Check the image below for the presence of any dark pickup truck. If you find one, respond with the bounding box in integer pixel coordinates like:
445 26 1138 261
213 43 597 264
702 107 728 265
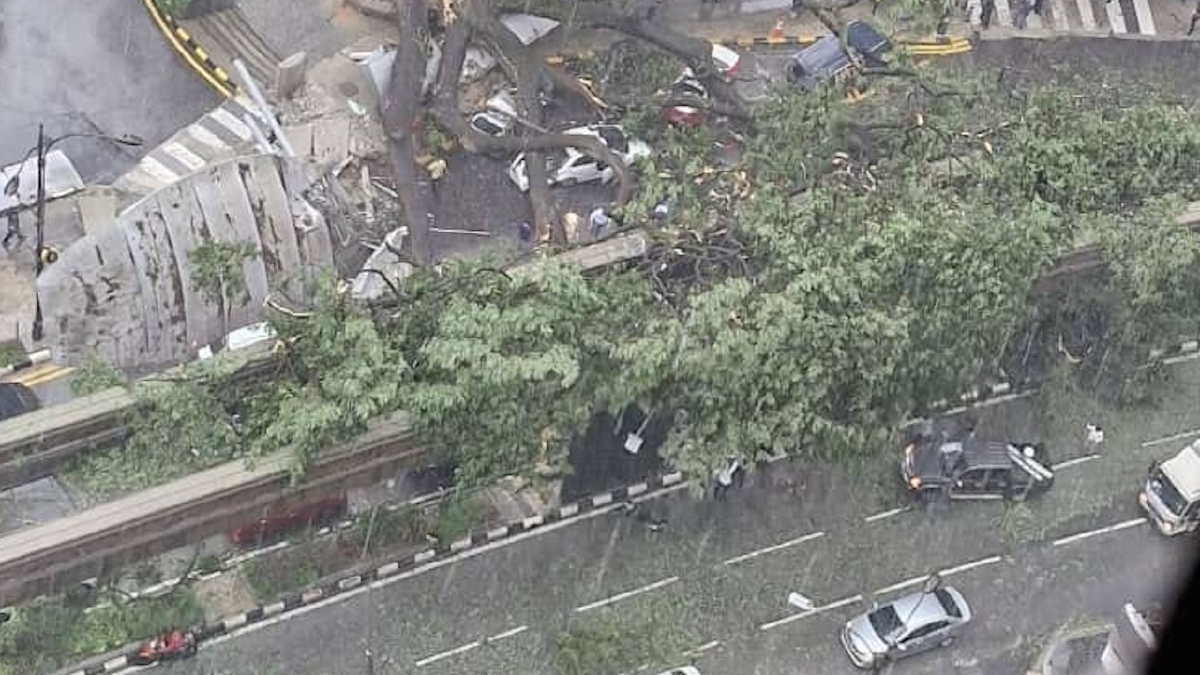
901 432 1055 503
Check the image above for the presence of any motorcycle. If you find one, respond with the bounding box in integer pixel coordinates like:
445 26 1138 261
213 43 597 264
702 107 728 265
130 627 198 666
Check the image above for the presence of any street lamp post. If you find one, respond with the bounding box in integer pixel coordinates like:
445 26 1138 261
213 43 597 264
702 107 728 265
4 125 142 341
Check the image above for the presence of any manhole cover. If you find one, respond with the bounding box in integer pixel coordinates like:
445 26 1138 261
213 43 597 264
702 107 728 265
339 81 360 97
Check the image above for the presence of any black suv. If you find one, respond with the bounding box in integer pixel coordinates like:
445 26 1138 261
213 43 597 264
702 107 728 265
901 429 1055 502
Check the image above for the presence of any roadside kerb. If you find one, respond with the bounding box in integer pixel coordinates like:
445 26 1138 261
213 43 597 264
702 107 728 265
57 472 687 675
0 348 52 378
138 0 237 98
547 35 971 63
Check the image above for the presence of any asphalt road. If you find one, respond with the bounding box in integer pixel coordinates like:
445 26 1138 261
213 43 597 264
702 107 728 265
0 0 218 184
168 393 1200 675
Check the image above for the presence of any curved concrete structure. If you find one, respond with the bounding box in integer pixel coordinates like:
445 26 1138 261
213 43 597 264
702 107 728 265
36 154 333 370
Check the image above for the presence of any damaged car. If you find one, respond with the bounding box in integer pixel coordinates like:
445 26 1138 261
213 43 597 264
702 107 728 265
507 124 650 192
900 426 1054 502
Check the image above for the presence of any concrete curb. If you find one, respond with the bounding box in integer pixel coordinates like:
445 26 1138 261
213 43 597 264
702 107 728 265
49 337 1200 674
0 348 51 378
57 472 687 675
139 0 237 98
546 35 973 64
1036 624 1111 675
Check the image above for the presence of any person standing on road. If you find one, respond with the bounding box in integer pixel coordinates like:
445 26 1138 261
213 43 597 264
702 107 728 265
589 206 611 240
1086 423 1105 454
714 457 745 501
982 0 996 28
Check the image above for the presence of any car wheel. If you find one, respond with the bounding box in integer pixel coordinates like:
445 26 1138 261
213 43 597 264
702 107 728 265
559 177 577 188
939 636 955 648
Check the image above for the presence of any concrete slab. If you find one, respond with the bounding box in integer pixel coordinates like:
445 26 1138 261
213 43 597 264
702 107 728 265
312 116 353 166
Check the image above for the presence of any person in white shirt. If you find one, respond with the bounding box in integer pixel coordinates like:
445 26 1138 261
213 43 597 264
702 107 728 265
714 457 745 501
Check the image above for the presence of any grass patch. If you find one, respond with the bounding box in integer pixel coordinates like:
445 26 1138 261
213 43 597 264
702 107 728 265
0 341 24 368
999 502 1045 549
555 597 700 675
243 553 322 601
0 590 203 675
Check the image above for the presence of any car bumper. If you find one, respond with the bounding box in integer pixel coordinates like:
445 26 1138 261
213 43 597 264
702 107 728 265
840 628 877 669
1140 491 1186 536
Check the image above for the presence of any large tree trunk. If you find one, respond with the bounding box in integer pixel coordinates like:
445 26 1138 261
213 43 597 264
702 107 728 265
380 0 435 265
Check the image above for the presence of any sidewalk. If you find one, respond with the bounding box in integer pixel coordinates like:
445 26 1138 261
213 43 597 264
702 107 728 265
1037 624 1111 675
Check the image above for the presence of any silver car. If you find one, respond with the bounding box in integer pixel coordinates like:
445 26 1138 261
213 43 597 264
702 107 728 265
840 586 972 669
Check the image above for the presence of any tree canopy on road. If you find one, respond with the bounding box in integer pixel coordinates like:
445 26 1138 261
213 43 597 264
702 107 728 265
89 3 1200 494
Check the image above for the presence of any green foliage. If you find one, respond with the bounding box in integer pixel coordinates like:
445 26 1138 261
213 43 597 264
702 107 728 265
249 279 407 479
400 263 657 484
555 606 693 675
66 369 242 499
431 494 490 543
0 591 202 675
0 341 24 368
154 0 193 18
70 358 125 397
244 555 321 602
190 240 258 311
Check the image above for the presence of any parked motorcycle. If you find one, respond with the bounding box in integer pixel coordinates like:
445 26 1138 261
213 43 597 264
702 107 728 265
130 627 198 665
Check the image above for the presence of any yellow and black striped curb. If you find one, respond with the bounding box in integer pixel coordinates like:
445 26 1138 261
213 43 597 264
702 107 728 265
139 0 238 98
713 34 973 55
544 35 971 65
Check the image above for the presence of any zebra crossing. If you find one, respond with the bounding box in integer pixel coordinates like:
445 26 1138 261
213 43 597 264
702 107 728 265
987 0 1159 34
112 95 260 198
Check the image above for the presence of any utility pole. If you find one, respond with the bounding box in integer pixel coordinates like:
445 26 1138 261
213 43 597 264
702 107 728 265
3 126 142 343
33 124 46 341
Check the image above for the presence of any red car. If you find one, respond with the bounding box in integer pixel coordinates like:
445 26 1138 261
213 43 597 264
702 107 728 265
662 71 710 127
229 495 347 546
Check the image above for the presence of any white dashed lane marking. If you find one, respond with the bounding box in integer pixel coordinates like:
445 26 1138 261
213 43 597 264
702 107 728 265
721 531 826 566
759 594 864 631
1052 454 1100 470
873 554 1004 597
1053 518 1147 547
863 506 910 523
574 576 680 613
1143 428 1200 448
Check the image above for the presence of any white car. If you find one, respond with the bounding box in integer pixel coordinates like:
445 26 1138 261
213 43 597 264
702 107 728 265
711 42 742 80
469 90 519 137
655 669 701 675
507 124 651 192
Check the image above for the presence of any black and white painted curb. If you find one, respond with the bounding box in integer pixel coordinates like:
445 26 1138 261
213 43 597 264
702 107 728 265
62 472 686 675
55 337 1200 675
0 348 51 378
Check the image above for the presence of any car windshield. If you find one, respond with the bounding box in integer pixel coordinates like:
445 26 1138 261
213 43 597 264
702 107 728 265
934 589 962 618
1149 468 1188 515
867 605 904 643
472 116 504 136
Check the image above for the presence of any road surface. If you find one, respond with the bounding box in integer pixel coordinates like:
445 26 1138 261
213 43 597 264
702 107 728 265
0 0 218 184
169 403 1200 675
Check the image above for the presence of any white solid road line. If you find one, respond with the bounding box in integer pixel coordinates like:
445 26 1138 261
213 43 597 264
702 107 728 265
196 483 692 651
759 594 864 631
1143 428 1200 448
574 576 680 613
1053 517 1147 547
721 531 826 566
1052 454 1100 470
863 506 910 523
415 640 481 667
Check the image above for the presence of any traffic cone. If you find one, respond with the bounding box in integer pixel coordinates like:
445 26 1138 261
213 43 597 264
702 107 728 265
769 18 785 42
